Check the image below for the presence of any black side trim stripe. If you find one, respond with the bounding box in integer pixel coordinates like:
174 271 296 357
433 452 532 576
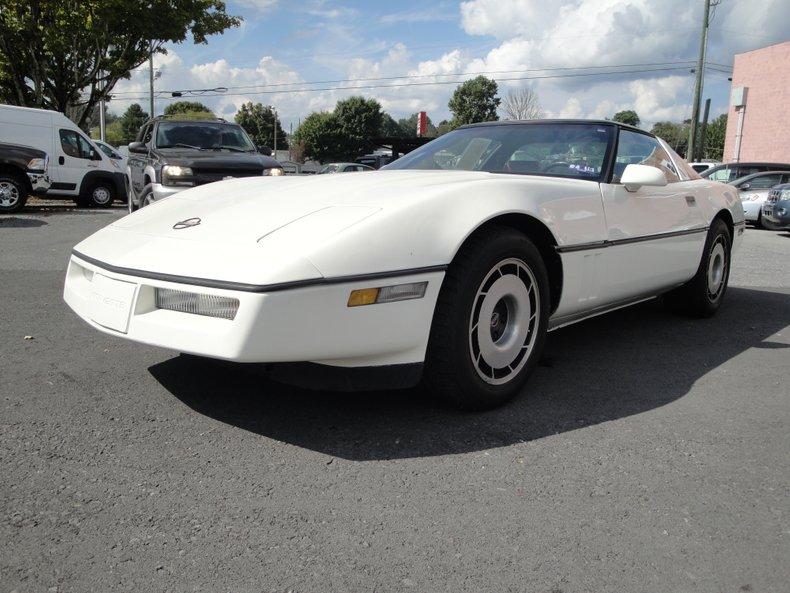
556 226 709 253
71 250 447 293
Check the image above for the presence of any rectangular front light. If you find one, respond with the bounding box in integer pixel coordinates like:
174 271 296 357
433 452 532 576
348 281 427 307
155 288 239 320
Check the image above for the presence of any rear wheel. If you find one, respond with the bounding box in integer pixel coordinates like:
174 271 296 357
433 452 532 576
423 226 550 410
86 181 114 208
663 218 731 317
0 174 27 213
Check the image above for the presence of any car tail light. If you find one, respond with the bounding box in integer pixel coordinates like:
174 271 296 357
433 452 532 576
155 288 239 320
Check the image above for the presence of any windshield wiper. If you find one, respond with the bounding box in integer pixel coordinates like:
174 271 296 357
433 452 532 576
210 145 248 153
159 143 203 150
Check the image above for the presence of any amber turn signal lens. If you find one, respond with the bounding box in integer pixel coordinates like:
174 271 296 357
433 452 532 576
347 288 379 307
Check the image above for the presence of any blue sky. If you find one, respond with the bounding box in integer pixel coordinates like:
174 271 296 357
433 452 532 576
109 0 790 132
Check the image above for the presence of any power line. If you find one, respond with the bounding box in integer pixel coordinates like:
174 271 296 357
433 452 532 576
112 65 697 102
110 60 701 98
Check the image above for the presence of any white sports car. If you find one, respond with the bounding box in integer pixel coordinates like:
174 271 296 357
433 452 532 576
64 120 745 410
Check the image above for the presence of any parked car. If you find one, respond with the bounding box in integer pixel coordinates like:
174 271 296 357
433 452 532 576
730 170 790 227
319 162 375 174
762 183 790 230
93 139 128 170
701 161 790 183
0 104 126 207
689 160 720 174
64 119 744 410
355 153 398 169
0 142 50 213
126 116 283 211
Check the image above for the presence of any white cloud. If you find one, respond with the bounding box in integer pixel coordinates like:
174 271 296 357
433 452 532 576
233 0 278 15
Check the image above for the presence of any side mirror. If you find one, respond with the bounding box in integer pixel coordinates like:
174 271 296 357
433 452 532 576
257 145 272 156
128 142 148 154
90 149 102 161
738 182 751 191
620 164 668 192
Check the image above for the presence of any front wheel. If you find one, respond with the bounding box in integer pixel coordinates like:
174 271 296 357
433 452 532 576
663 218 732 317
423 226 550 410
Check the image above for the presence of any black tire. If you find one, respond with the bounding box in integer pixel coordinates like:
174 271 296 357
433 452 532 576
754 211 763 229
85 181 115 208
423 226 550 411
0 173 28 213
663 218 731 318
137 183 155 209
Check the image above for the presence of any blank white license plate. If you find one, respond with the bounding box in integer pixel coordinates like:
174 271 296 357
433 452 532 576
89 274 137 333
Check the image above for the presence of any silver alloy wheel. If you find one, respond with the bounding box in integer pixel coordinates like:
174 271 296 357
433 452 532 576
0 181 20 208
92 185 112 205
707 236 727 298
469 257 540 385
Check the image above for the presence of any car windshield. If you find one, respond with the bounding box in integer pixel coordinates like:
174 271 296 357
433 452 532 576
384 123 614 181
155 122 255 151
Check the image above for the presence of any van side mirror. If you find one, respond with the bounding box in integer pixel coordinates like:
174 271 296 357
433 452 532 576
620 164 668 192
128 142 148 154
257 145 272 156
738 182 751 191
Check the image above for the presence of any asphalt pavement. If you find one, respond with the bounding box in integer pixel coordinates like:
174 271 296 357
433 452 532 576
1 202 788 593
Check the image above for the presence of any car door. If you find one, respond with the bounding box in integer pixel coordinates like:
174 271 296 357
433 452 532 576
599 129 708 302
128 123 152 194
49 128 101 196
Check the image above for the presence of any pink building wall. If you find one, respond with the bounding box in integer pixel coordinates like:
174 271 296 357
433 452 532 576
723 41 790 163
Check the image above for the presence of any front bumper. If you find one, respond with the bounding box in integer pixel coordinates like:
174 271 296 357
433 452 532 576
63 254 443 368
762 200 790 229
150 182 182 202
27 172 50 193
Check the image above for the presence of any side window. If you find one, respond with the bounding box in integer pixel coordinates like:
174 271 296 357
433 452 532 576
748 174 781 189
59 129 96 160
142 124 154 145
709 168 731 182
613 130 680 183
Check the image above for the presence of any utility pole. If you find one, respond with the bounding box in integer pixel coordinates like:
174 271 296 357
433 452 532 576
271 105 278 155
148 41 155 117
688 0 713 160
99 73 106 142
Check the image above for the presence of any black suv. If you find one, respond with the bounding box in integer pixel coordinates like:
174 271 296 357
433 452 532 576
0 142 50 213
126 117 283 210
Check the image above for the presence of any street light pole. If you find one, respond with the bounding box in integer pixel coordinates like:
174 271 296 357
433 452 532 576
688 0 712 160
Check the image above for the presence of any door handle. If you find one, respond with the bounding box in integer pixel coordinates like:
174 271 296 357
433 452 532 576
58 156 65 165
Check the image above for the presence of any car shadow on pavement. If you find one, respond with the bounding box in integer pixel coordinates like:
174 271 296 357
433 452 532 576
150 287 790 461
0 217 48 228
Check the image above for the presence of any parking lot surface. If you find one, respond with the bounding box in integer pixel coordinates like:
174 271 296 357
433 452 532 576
2 206 789 592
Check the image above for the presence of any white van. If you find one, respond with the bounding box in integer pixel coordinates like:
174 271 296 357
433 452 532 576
0 104 126 207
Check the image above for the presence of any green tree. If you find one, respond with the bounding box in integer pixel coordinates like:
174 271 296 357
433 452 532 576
651 120 690 158
611 110 641 127
234 102 288 149
448 76 500 128
397 112 437 137
381 113 403 137
163 101 214 119
291 112 346 162
118 103 149 144
436 120 453 136
0 0 240 127
333 96 383 157
702 113 726 161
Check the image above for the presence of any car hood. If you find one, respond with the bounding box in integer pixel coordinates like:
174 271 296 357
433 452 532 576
72 170 534 286
152 149 280 170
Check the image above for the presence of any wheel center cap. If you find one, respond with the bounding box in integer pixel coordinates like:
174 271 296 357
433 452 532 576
490 311 500 327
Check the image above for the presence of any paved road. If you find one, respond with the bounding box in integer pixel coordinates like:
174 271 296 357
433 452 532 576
1 208 788 593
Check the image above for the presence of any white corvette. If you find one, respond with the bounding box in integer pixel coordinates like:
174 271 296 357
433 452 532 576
64 120 745 409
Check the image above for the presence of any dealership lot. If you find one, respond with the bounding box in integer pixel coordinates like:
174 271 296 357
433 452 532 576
1 206 788 592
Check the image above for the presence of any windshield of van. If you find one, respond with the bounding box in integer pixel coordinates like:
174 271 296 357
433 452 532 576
384 123 614 181
155 122 256 152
